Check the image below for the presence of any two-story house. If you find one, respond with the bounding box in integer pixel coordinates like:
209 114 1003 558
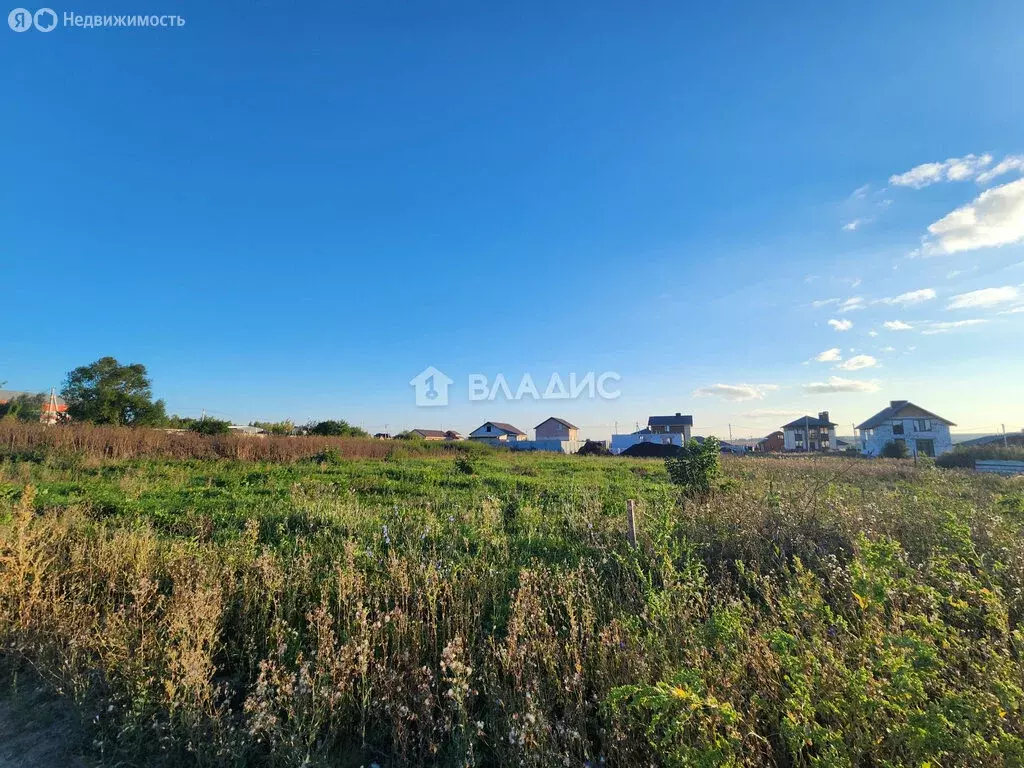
781 412 838 452
534 417 579 442
857 400 954 457
610 412 694 454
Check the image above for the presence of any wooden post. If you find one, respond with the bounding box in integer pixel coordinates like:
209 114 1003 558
626 499 638 547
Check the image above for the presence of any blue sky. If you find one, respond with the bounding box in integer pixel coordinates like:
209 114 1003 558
3 1 1023 439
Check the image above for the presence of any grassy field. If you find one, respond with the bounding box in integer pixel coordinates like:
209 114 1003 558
2 426 1024 766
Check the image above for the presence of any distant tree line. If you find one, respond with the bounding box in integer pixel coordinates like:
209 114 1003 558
3 358 368 437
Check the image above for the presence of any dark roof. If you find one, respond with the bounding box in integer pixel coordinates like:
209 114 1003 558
482 421 526 436
648 413 693 427
857 400 955 430
535 416 578 430
412 429 448 438
781 415 837 429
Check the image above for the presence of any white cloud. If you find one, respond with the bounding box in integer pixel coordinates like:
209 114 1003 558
803 376 881 394
889 153 993 188
868 330 879 337
976 155 1024 184
815 347 842 362
880 346 896 352
923 178 1024 254
875 288 936 306
828 318 853 331
692 383 775 402
835 354 879 371
838 297 866 312
851 184 870 199
843 218 871 232
921 319 989 335
946 285 1019 309
883 320 914 331
811 297 840 308
1000 306 1024 314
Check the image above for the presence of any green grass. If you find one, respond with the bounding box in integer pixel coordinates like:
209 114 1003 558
1 447 1023 766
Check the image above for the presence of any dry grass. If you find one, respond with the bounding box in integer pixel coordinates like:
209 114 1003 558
1 449 1023 766
0 423 479 462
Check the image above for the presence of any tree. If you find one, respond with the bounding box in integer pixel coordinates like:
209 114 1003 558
307 420 368 438
61 357 167 426
0 392 46 422
189 417 232 436
251 420 294 436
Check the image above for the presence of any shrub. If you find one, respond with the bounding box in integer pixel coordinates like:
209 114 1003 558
188 417 232 436
880 440 909 459
937 444 1024 469
307 419 368 438
665 437 721 496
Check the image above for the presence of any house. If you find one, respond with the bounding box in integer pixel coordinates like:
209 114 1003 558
411 429 448 441
374 432 391 439
468 421 527 444
535 417 579 442
756 431 785 452
228 425 267 437
610 413 694 454
857 400 955 457
443 430 464 441
0 389 69 423
781 412 838 452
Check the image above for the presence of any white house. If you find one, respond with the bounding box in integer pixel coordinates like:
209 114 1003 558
468 421 527 445
781 412 838 452
535 417 579 441
857 400 955 457
611 413 693 454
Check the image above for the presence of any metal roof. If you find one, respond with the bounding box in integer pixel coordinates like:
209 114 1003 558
856 400 955 430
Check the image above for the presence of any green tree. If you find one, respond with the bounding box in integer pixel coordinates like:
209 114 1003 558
0 392 46 422
307 419 368 438
61 357 167 426
251 420 294 435
190 417 232 436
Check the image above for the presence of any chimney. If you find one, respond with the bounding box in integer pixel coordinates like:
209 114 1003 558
818 411 829 423
675 412 681 416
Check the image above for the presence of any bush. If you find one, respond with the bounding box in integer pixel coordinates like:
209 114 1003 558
188 417 232 436
936 444 1024 469
307 420 368 438
880 440 909 459
665 437 721 496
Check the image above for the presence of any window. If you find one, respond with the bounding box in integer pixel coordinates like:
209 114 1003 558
486 425 491 432
914 419 931 432
916 439 935 457
892 422 904 435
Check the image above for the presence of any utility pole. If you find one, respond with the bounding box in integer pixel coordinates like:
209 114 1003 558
728 423 733 441
1003 424 1008 448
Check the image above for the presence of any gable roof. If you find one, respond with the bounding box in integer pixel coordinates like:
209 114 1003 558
648 413 693 427
857 400 956 430
412 429 448 438
535 416 578 430
476 421 526 436
781 415 836 429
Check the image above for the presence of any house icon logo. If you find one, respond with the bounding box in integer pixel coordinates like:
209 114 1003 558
409 366 453 407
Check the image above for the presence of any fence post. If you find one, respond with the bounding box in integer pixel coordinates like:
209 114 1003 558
626 499 638 547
